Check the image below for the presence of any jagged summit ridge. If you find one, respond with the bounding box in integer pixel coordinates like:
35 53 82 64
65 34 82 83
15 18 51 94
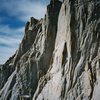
0 0 100 100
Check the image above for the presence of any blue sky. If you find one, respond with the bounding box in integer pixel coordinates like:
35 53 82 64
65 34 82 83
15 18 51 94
0 0 49 64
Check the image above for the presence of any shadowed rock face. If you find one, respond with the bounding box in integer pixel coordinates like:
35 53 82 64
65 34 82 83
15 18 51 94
0 54 15 89
0 0 100 100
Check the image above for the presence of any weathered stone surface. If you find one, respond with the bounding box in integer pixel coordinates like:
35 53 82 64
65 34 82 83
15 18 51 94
0 54 15 89
0 70 16 100
0 0 100 100
33 0 100 100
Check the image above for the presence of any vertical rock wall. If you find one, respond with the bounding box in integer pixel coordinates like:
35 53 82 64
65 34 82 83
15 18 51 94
33 0 100 100
0 0 100 100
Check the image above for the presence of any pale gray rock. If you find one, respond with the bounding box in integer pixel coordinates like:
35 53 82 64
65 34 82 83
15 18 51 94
0 0 100 100
0 54 15 89
0 70 16 100
33 0 100 100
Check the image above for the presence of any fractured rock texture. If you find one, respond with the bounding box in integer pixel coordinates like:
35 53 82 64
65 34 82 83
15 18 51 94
0 0 100 100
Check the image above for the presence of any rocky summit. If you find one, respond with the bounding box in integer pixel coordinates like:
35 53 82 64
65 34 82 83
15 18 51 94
0 0 100 100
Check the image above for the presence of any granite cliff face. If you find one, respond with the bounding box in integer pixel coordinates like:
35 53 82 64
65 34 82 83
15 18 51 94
0 0 100 100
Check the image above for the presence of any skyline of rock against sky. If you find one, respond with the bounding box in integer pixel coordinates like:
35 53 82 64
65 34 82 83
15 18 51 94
0 0 49 64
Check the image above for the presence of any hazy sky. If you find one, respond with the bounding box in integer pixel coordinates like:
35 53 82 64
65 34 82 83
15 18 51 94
0 0 49 64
